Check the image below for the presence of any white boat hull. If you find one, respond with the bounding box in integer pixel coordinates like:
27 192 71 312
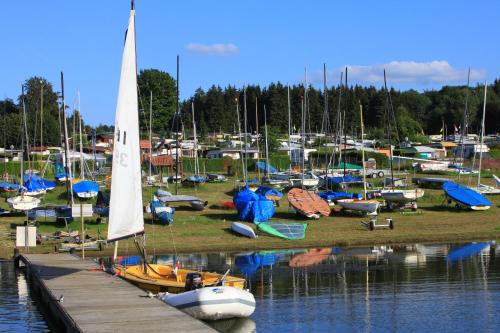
337 199 380 215
231 222 257 238
159 286 256 320
470 184 500 195
76 191 99 199
24 189 46 196
380 189 424 203
7 196 41 211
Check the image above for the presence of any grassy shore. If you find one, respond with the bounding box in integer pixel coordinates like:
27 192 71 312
1 172 499 259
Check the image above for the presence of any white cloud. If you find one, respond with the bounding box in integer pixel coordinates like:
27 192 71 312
186 43 239 56
313 61 485 85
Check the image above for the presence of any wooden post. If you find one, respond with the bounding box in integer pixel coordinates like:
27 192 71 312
80 202 85 259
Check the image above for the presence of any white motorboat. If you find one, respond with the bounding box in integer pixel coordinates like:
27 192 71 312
158 285 256 320
231 222 257 238
380 188 424 203
7 196 41 211
336 199 380 215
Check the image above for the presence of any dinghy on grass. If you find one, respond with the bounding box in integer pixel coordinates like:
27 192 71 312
157 193 207 211
287 188 330 219
336 199 380 215
72 180 99 199
443 181 491 211
231 222 257 238
7 195 41 211
150 198 175 225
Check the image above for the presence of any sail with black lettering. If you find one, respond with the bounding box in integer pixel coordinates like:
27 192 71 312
107 6 144 241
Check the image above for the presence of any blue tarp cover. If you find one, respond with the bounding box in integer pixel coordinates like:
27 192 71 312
185 175 207 183
0 182 20 191
255 186 284 199
447 242 491 262
317 191 362 202
150 199 175 225
443 181 491 208
256 161 278 173
73 180 99 194
233 187 275 223
235 252 277 278
325 175 362 185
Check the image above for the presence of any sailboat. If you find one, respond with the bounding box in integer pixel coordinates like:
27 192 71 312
379 70 424 208
8 88 41 210
337 102 380 215
108 3 248 306
182 102 207 186
72 105 99 199
468 82 500 195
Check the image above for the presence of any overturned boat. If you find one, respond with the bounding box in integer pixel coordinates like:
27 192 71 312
287 188 330 219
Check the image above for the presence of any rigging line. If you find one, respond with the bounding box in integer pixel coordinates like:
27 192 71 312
168 224 178 258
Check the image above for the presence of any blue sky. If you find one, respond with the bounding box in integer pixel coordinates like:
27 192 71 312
1 0 498 125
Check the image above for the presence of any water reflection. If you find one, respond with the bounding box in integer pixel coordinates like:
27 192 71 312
0 261 50 333
143 242 500 332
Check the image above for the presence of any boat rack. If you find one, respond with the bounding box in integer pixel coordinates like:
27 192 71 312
361 216 394 231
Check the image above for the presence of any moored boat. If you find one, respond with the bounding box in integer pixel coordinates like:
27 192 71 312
114 264 245 294
158 284 255 320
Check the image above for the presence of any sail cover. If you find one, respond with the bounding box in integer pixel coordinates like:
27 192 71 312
257 222 307 240
107 8 144 241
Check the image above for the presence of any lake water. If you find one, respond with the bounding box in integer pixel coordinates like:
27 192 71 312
0 260 50 333
2 242 499 333
151 242 500 332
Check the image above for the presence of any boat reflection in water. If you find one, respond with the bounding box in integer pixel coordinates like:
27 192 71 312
119 241 499 332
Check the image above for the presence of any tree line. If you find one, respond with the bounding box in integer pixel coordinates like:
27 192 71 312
1 70 499 150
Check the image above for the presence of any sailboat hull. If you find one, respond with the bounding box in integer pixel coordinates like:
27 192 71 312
115 264 245 294
7 196 41 211
337 199 380 215
380 189 424 203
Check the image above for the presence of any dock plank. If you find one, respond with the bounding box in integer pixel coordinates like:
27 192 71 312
20 253 215 333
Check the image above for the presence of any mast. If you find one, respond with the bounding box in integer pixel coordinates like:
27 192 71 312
21 87 31 172
264 104 270 180
383 69 395 188
235 97 244 181
255 97 260 180
287 85 292 176
175 54 180 195
343 67 348 177
458 68 471 182
359 101 367 199
78 92 84 180
61 72 73 205
301 68 307 188
191 102 199 175
40 81 44 152
323 63 328 176
477 81 487 187
243 88 248 180
149 91 153 179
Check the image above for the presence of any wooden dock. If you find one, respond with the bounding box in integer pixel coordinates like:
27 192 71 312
16 253 215 333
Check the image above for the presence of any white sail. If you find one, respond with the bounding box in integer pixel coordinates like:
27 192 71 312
107 8 144 241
